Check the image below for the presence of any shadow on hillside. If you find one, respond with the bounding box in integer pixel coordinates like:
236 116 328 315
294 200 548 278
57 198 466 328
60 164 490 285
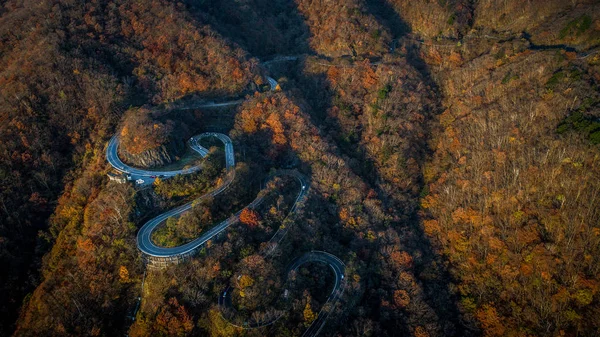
290 62 465 336
363 0 438 87
365 3 470 334
282 2 469 336
363 0 410 38
178 0 469 334
182 0 311 58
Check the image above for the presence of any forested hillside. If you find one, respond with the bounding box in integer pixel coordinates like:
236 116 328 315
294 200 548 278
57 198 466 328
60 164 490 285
422 46 600 335
412 1 600 334
1 0 599 336
0 0 256 334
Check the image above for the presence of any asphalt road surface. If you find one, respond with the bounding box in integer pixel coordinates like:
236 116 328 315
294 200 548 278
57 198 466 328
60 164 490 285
125 132 236 257
106 74 345 336
219 250 346 337
267 76 278 91
289 251 346 337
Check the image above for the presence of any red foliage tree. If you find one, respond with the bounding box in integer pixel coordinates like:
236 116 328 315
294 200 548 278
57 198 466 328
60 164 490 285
240 208 260 228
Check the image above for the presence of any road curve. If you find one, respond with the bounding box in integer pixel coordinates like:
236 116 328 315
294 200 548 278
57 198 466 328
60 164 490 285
219 250 346 337
107 75 346 335
136 168 308 258
266 76 278 91
108 132 236 257
107 135 200 179
290 251 346 337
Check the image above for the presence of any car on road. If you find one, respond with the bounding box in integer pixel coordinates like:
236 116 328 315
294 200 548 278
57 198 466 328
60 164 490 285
150 175 156 178
136 179 144 185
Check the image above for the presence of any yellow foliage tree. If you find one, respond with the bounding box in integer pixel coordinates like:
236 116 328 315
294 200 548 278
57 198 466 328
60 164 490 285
119 265 130 283
303 302 317 326
239 274 255 288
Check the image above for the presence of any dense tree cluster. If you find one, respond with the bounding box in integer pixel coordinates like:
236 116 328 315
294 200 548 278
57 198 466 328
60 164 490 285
114 0 256 102
3 0 600 336
119 108 176 156
473 0 595 38
1 0 257 334
388 2 600 335
299 57 436 220
0 2 124 332
421 38 600 336
295 0 392 57
152 198 214 248
153 147 224 199
185 0 311 58
130 297 194 337
16 177 141 336
385 0 466 38
231 91 459 336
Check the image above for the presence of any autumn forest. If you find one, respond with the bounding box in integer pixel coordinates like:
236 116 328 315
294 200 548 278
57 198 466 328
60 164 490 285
1 0 599 336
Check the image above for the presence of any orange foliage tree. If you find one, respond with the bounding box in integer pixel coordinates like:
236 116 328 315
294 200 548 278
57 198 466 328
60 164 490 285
240 208 260 228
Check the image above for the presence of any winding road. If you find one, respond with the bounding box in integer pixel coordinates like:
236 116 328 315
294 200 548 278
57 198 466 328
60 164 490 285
107 135 201 180
288 251 346 337
106 75 346 335
219 251 346 337
135 133 237 258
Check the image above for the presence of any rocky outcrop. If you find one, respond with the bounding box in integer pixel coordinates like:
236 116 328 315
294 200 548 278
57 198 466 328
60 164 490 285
117 106 193 168
119 137 185 168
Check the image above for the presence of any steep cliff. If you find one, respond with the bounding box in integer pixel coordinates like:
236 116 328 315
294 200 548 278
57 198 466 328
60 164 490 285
118 108 188 168
119 137 185 168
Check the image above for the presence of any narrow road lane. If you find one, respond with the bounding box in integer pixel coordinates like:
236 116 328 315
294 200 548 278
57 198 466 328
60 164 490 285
106 74 346 336
108 132 236 258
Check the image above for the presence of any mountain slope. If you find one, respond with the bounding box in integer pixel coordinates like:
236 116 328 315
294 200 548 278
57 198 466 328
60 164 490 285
1 0 256 334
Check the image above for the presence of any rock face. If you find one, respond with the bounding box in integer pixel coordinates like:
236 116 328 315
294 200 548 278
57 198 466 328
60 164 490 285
119 137 185 168
117 107 193 169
